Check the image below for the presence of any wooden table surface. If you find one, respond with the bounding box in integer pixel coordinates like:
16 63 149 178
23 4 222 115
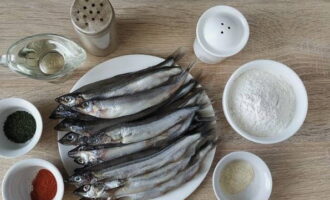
0 0 330 199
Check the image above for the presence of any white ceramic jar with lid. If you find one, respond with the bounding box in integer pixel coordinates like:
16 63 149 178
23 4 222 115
194 5 249 64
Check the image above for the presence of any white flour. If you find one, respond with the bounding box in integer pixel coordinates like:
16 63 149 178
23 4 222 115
229 69 296 137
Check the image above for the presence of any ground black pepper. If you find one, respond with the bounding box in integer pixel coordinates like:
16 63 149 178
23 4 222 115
4 111 36 143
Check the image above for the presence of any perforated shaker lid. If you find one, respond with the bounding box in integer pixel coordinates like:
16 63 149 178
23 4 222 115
196 5 249 57
70 0 114 35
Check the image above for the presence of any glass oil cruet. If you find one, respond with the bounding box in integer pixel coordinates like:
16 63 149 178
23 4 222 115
0 34 86 81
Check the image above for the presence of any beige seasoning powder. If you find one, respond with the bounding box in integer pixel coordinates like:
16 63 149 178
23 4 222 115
220 160 254 194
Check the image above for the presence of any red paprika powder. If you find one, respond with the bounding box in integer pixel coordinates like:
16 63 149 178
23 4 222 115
31 169 57 200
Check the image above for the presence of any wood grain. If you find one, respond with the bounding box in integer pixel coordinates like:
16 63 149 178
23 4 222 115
0 0 330 200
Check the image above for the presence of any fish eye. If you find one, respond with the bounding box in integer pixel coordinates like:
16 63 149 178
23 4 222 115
74 176 82 182
65 96 72 102
83 185 91 191
82 102 89 108
67 134 75 140
76 158 85 164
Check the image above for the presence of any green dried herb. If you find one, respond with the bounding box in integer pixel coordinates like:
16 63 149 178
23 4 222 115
4 111 36 143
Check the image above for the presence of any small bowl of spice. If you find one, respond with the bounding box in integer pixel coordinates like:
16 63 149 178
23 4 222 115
2 158 64 200
0 98 42 157
213 151 272 200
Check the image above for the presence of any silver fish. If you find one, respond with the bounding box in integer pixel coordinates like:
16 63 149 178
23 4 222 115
49 104 98 121
72 68 190 119
88 106 198 144
74 183 110 199
74 147 162 175
59 132 87 145
114 155 192 196
86 117 196 147
57 67 182 107
68 113 195 165
74 142 213 199
57 96 199 146
57 48 185 106
69 130 172 165
55 118 124 136
68 134 201 186
114 143 214 200
74 156 192 199
76 48 185 94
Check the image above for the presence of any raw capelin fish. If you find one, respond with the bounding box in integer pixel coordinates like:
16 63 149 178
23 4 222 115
115 143 214 200
56 48 185 107
55 118 124 136
49 104 97 121
74 147 164 175
57 90 201 146
113 139 216 197
88 106 199 145
73 137 199 195
70 117 215 168
56 78 200 140
86 111 196 146
67 133 201 187
59 106 212 148
57 106 193 146
71 65 191 119
74 142 214 200
56 67 182 107
68 114 197 166
74 152 193 199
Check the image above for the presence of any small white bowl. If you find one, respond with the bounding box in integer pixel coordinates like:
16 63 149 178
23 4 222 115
222 60 308 144
213 151 272 200
2 158 64 200
0 98 43 157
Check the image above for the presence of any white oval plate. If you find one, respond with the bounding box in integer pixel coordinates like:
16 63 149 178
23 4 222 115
58 54 216 200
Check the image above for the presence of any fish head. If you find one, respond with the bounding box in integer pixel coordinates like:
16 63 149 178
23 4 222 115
55 119 85 133
68 172 95 187
74 153 99 166
69 123 85 134
74 101 98 115
59 132 82 145
68 145 86 157
54 119 74 131
56 93 83 107
49 104 67 119
69 145 98 165
74 183 108 198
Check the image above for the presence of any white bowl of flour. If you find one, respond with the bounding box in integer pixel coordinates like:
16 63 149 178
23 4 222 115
223 60 308 144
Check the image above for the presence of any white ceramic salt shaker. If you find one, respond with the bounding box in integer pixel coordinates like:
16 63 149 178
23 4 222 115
194 6 249 64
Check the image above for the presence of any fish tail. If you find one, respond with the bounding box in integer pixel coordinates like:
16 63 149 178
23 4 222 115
183 60 197 73
168 47 186 64
192 70 203 82
198 101 212 110
175 61 196 84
